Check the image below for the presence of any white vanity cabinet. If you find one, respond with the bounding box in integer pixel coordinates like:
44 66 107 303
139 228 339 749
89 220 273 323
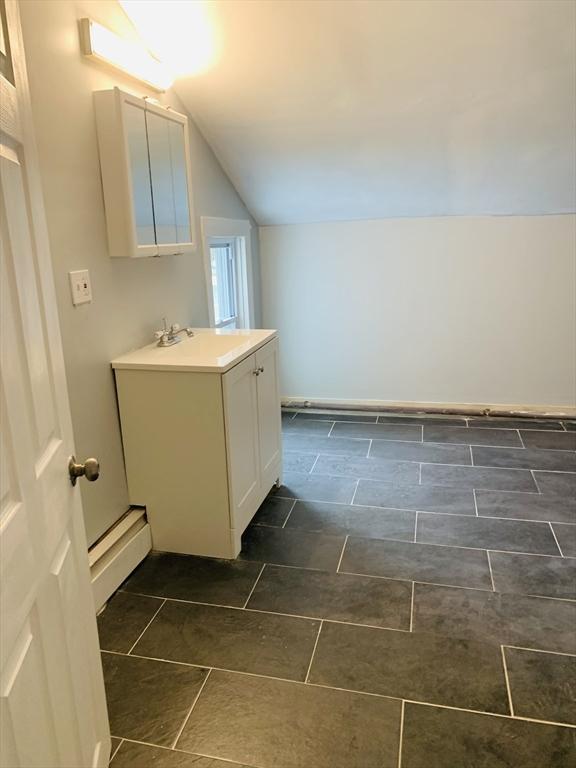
112 332 282 558
94 88 195 258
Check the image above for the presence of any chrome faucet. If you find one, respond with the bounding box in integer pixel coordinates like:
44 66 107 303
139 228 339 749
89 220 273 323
154 318 194 347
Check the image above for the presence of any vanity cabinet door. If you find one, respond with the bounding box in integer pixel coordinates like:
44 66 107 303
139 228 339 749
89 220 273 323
255 339 282 491
222 353 262 534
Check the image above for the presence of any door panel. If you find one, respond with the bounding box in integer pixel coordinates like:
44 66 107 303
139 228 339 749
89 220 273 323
222 354 261 537
123 101 155 246
255 339 282 492
0 2 109 766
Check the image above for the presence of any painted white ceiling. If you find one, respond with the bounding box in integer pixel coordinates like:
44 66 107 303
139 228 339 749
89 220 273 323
166 1 574 224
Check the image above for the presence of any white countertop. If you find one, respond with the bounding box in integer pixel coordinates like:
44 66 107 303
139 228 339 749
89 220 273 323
111 328 277 373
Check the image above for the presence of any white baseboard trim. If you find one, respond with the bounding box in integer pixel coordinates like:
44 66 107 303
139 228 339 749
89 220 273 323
281 397 576 419
90 508 151 612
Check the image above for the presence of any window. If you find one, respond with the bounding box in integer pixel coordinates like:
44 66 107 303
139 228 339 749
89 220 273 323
209 239 238 328
201 217 255 329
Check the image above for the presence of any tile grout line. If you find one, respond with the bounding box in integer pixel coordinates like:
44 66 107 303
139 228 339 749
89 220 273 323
326 421 336 437
307 455 320 475
242 564 266 607
517 429 526 449
503 643 576 658
397 700 405 768
486 551 496 592
110 738 123 762
127 598 166 655
281 499 298 528
349 480 360 506
408 582 415 632
530 470 543 495
418 463 422 485
336 535 349 573
304 621 323 683
548 522 564 557
170 668 213 750
472 488 479 516
501 646 515 717
413 513 418 543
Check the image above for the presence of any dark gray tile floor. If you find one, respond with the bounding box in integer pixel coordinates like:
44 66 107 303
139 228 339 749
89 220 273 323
101 409 576 767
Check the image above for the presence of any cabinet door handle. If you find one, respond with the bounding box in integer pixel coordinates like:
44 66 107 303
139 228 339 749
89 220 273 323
253 366 264 376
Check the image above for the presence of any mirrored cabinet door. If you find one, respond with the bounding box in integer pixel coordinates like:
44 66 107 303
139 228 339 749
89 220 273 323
146 109 177 245
168 121 192 244
123 102 155 246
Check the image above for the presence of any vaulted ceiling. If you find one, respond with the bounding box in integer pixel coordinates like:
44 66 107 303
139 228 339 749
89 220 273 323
125 0 576 225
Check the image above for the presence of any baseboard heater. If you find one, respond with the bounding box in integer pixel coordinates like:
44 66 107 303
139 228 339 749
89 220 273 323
282 399 575 420
89 507 151 612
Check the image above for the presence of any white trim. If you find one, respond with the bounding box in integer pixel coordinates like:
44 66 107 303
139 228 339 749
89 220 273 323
281 398 576 420
90 516 152 611
201 217 255 329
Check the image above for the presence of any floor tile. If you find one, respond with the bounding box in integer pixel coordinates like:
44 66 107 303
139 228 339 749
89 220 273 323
473 446 576 472
505 648 576 725
416 512 560 555
101 652 207 746
340 537 492 590
421 463 537 491
277 471 357 503
331 421 422 441
369 438 471 465
311 454 419 484
412 582 576 654
286 500 415 541
401 703 576 768
468 418 565 431
282 451 318 473
133 600 319 681
177 669 401 768
475 489 576 524
308 622 509 713
354 480 476 515
97 592 163 653
122 552 262 607
377 415 466 426
240 525 345 570
295 411 378 423
282 434 369 457
247 564 412 629
489 551 576 600
424 425 523 447
252 496 294 527
534 471 576 496
521 431 576 451
282 419 333 436
110 741 252 767
553 523 576 557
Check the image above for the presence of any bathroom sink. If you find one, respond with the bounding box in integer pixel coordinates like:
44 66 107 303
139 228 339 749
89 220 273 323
111 328 277 373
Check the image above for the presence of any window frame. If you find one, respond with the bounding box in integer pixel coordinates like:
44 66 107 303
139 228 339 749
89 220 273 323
201 217 255 329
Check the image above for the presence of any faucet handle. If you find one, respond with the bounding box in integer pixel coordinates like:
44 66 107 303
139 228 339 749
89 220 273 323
154 330 165 340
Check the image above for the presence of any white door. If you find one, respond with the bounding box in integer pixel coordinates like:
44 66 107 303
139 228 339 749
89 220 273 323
222 353 261 544
255 339 282 492
0 3 110 767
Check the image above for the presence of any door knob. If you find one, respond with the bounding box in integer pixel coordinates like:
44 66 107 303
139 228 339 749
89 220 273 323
68 456 100 486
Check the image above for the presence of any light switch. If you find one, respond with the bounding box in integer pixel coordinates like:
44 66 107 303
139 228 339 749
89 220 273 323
69 269 92 305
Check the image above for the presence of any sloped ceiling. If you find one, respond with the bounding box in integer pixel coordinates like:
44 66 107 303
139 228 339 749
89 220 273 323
141 0 576 224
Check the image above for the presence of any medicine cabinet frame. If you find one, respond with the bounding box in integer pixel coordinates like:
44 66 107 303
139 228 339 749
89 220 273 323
94 87 196 258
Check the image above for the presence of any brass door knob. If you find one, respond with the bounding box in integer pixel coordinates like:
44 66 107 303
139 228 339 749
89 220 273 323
68 456 100 486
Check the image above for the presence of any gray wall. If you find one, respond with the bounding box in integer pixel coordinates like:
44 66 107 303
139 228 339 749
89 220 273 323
20 0 259 545
261 215 576 409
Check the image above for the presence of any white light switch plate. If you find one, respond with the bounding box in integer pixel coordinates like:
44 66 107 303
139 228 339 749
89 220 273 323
69 269 92 305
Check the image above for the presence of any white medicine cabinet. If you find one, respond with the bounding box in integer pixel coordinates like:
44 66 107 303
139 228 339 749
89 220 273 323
94 88 195 258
